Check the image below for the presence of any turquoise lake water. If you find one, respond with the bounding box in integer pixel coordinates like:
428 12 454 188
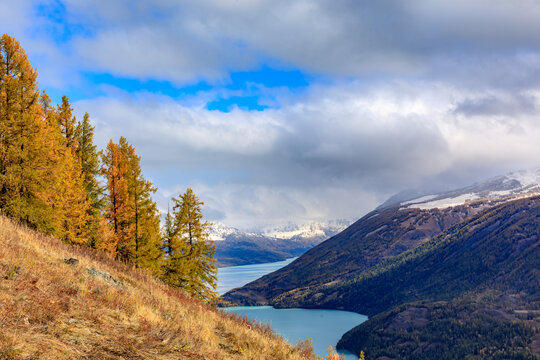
217 257 296 294
218 258 367 359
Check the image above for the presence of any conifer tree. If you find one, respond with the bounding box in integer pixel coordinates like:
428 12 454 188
162 206 175 258
56 95 78 148
163 188 217 302
45 95 90 244
0 34 55 231
118 137 162 272
76 112 103 247
101 139 132 258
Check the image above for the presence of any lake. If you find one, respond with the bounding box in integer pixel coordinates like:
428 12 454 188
217 257 297 294
218 258 367 359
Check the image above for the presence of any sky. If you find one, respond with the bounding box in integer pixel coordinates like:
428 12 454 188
3 0 540 231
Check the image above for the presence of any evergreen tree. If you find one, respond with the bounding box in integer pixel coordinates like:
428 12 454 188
53 147 90 244
47 95 90 244
162 206 175 258
56 95 78 148
163 188 217 302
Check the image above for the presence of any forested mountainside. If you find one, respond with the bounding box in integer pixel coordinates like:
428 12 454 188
0 215 322 360
222 202 488 305
335 196 540 359
215 234 318 267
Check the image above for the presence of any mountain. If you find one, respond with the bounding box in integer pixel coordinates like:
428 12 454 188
211 220 350 267
335 196 540 359
222 170 540 358
379 168 540 210
0 215 319 360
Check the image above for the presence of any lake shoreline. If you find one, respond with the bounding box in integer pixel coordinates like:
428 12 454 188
217 259 367 359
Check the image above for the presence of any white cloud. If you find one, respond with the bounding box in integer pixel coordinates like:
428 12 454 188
19 0 540 85
73 81 540 229
6 1 540 229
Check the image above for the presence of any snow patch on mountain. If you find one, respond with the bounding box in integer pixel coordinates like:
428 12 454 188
401 168 540 210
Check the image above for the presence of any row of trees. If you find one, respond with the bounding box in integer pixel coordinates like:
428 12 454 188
0 34 217 301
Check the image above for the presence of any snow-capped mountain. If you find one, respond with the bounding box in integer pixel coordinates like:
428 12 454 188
210 219 351 242
259 219 351 241
209 222 251 241
385 168 540 211
209 219 352 267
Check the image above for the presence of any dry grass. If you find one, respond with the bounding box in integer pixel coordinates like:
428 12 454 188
0 215 320 360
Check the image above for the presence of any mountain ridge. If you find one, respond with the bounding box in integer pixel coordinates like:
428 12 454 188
211 220 350 267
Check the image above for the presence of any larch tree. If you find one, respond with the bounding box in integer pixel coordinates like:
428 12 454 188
161 206 175 259
163 188 217 302
49 96 90 244
56 95 78 148
0 34 55 232
76 112 103 247
101 139 132 257
118 137 162 273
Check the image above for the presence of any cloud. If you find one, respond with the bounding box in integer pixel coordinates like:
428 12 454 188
6 0 536 87
30 1 534 85
73 80 540 229
6 1 540 229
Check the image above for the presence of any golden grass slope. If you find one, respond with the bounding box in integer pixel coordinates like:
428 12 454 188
0 215 319 360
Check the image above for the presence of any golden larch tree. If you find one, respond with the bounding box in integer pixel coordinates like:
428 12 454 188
163 188 217 302
101 139 132 258
0 34 57 232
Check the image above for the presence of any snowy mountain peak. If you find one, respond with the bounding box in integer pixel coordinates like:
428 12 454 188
260 219 351 240
209 219 352 242
398 168 540 211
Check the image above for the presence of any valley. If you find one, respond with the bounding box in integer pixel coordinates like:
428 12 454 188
222 170 540 359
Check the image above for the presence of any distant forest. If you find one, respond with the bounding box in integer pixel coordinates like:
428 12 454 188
0 34 217 302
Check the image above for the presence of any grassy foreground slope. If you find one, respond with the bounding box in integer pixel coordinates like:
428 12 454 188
0 215 317 360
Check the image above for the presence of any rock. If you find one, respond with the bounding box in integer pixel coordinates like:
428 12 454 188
64 258 79 266
86 268 125 289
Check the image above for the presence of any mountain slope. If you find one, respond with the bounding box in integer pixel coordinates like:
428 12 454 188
221 170 540 359
334 196 540 359
215 233 317 267
223 169 540 306
380 168 540 210
222 203 485 305
0 215 317 360
272 195 540 313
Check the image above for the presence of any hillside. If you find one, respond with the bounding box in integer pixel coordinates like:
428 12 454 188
333 196 540 359
214 233 317 267
222 170 540 306
0 215 318 360
222 202 486 305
